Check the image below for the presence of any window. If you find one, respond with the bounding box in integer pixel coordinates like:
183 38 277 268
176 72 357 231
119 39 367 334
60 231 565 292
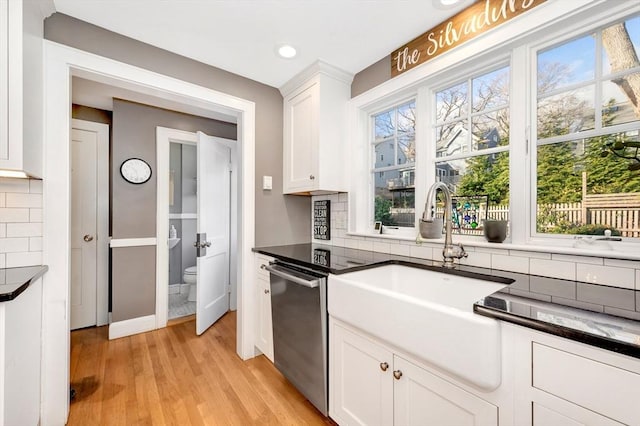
434 66 511 234
535 15 640 239
372 101 416 227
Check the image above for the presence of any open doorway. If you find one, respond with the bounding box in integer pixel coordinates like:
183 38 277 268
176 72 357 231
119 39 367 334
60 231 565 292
156 127 238 334
43 41 257 424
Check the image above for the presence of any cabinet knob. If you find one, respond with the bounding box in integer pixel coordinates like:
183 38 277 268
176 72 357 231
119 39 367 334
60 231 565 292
83 234 94 242
264 289 270 294
309 174 315 180
379 362 389 372
393 370 403 380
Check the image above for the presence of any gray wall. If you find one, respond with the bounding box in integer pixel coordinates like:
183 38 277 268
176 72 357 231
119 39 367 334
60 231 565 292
45 12 311 248
351 55 391 98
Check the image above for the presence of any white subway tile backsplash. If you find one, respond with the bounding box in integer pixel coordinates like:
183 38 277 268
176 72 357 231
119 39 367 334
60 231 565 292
552 253 604 265
338 193 348 203
492 254 529 274
7 223 42 238
373 241 391 254
603 258 640 269
0 178 29 193
357 240 374 251
332 237 345 247
576 263 635 290
6 193 42 208
0 238 30 253
508 250 551 260
6 251 42 268
345 239 359 249
530 258 576 281
460 251 492 268
29 179 43 194
389 244 412 257
29 208 42 223
0 208 30 223
29 237 42 252
0 179 43 268
410 245 433 260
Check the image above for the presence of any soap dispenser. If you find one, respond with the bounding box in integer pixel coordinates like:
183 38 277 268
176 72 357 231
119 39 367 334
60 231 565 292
169 225 177 239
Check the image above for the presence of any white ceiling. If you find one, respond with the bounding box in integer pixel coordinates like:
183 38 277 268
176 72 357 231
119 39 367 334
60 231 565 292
53 0 475 89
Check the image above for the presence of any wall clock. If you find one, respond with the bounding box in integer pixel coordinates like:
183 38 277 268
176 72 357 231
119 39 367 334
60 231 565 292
120 158 152 184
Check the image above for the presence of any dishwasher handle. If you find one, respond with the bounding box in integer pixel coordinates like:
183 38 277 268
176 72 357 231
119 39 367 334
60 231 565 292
261 264 320 288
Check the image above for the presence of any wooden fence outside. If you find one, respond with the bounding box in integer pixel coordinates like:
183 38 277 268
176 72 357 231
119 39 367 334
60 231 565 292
396 194 640 238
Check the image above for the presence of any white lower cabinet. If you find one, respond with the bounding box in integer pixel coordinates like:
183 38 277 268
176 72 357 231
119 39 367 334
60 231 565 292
506 323 640 426
255 254 274 362
330 318 498 426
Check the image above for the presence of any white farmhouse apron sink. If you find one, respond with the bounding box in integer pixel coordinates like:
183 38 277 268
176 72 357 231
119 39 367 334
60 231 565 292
328 264 508 390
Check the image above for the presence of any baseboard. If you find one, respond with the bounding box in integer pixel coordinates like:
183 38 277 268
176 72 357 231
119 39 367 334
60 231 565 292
108 314 156 340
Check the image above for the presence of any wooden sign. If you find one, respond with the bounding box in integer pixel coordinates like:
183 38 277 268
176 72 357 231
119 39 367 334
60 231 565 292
391 0 547 77
313 200 331 240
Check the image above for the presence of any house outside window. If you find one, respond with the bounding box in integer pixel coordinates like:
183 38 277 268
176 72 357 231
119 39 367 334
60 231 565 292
372 101 416 227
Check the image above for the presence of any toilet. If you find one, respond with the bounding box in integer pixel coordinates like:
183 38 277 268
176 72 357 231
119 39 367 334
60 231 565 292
184 266 197 302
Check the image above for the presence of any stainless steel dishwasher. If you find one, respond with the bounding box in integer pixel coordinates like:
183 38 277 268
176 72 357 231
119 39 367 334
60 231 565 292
261 261 328 416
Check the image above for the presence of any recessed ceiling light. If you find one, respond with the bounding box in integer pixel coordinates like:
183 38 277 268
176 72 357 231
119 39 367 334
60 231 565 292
432 0 462 9
277 44 297 59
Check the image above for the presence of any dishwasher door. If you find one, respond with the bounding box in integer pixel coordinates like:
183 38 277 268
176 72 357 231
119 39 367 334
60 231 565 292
264 262 328 416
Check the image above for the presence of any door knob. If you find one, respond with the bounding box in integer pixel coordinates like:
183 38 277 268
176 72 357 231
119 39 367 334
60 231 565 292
393 370 403 380
83 234 94 242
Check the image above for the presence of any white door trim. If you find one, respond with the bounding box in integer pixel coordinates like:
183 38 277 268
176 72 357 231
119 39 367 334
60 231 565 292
43 41 256 425
71 119 109 327
156 127 197 329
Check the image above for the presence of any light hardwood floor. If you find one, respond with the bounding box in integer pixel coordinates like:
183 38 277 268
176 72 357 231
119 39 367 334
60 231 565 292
69 311 336 425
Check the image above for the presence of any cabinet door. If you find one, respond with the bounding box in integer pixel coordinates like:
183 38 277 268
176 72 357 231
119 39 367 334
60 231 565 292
0 0 9 161
530 391 623 426
283 82 319 193
393 355 498 426
255 255 273 361
330 321 393 426
255 276 273 361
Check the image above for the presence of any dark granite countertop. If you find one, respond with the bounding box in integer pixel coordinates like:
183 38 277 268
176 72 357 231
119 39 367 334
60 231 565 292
0 265 48 302
254 244 640 359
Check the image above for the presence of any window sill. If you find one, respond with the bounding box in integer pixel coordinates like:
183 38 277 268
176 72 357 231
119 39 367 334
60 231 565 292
347 231 640 261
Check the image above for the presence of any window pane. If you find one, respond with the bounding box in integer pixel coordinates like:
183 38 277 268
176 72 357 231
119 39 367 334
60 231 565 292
602 74 640 127
436 152 509 234
472 66 510 112
374 168 415 227
374 110 394 140
374 141 395 168
397 102 416 134
436 120 469 157
436 152 510 207
472 108 509 151
398 133 415 164
602 16 640 75
538 35 595 95
536 131 640 238
537 86 595 138
436 81 468 123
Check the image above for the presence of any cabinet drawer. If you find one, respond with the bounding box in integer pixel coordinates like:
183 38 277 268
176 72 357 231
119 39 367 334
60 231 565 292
532 343 640 424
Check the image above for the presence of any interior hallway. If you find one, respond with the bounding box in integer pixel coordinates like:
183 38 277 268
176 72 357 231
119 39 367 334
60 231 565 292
69 312 335 425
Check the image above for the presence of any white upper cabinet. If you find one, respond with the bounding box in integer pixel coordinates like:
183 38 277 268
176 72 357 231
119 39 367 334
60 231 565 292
280 61 353 195
0 0 53 177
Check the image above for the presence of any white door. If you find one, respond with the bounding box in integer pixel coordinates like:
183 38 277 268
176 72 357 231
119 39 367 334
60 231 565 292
196 131 231 335
70 128 98 330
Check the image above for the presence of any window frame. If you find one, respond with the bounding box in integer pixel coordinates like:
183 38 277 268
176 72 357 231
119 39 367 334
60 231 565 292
347 0 640 254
